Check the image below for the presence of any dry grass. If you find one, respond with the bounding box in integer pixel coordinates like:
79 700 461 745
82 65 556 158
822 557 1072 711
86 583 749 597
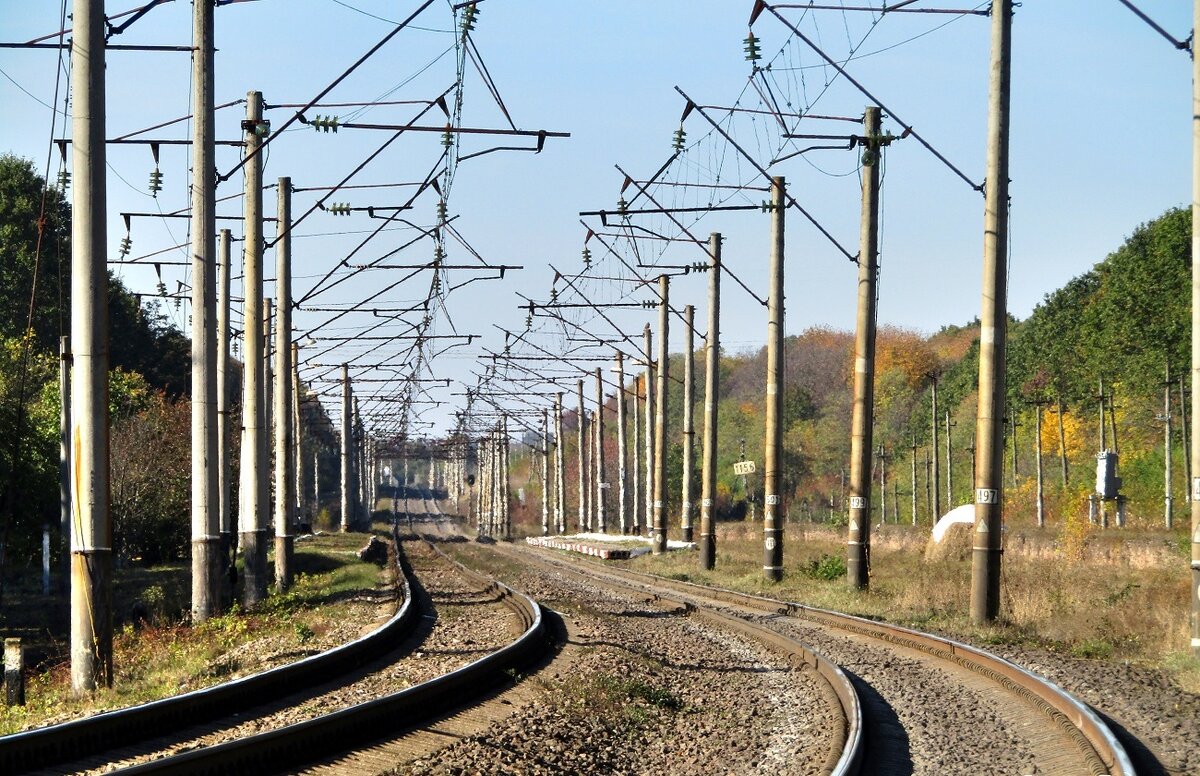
0 529 392 735
621 520 1193 683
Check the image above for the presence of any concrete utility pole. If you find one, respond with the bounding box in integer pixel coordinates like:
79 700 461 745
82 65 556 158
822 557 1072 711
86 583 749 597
216 230 232 598
1034 402 1045 528
239 91 268 607
700 233 722 571
615 352 628 534
763 176 786 582
931 378 941 519
189 0 219 622
312 447 320 527
971 0 1013 625
1165 364 1174 530
59 337 70 595
595 368 607 532
264 298 274 462
340 365 352 532
273 178 295 590
632 370 642 533
292 343 302 531
1191 0 1200 656
644 324 655 537
1180 376 1190 502
681 304 696 543
652 275 670 555
847 108 881 591
946 411 955 506
541 408 550 535
910 439 918 526
555 393 566 533
576 379 587 532
70 0 112 692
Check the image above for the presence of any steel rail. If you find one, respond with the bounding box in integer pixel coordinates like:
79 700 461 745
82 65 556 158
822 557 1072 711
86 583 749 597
533 548 1136 776
0 531 420 773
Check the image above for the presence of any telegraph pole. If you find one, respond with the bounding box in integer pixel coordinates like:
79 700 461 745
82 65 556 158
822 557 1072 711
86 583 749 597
541 408 550 535
644 324 655 538
70 0 112 692
1191 0 1200 656
292 343 302 532
971 0 1012 624
595 367 607 532
910 438 918 526
847 108 881 591
273 178 294 590
652 275 670 555
1164 364 1174 530
340 365 352 532
615 352 628 534
239 91 268 607
1034 401 1046 528
189 0 219 622
946 411 955 506
681 304 696 543
216 229 232 599
763 177 785 582
700 233 721 571
555 392 566 532
576 379 587 532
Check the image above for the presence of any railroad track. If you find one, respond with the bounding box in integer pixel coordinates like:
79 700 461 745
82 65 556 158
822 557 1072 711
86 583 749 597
1 522 552 775
485 541 1135 776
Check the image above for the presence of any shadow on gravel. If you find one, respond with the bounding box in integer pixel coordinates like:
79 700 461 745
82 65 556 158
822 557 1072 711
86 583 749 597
844 668 913 776
1092 708 1167 776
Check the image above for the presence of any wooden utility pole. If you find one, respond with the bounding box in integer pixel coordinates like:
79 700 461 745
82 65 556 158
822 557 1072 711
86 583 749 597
240 92 269 606
700 233 721 570
615 352 628 534
1034 402 1046 528
216 230 232 598
910 438 918 526
763 177 785 582
1164 364 1174 530
189 0 219 622
652 275 670 555
595 368 607 532
273 178 295 590
946 411 955 506
340 365 352 532
70 0 112 692
681 304 696 543
970 0 1013 625
847 108 881 590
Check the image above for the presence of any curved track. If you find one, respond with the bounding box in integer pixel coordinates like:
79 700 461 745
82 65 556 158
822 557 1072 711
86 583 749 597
499 542 1135 776
0 521 551 775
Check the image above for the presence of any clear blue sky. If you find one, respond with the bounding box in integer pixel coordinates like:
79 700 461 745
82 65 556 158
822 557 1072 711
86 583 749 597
0 1 1192 435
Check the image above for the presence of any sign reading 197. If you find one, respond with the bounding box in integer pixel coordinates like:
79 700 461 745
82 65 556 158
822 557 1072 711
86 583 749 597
733 460 756 475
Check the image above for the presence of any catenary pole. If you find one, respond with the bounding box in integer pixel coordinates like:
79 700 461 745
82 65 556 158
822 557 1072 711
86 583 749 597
555 393 566 533
632 367 642 534
239 92 268 607
216 229 232 600
652 275 670 554
681 304 695 543
340 365 352 532
273 178 294 590
700 233 721 570
1191 0 1200 655
971 0 1013 624
763 177 786 582
847 107 881 591
595 367 607 532
541 408 550 535
576 379 586 532
1166 363 1174 529
644 324 655 538
70 0 112 692
615 352 628 534
189 0 219 622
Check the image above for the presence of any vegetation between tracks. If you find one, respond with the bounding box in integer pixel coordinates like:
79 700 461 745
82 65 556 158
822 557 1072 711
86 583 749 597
0 530 394 735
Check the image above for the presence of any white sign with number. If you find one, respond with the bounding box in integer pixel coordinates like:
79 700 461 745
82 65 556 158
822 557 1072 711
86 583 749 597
733 460 756 475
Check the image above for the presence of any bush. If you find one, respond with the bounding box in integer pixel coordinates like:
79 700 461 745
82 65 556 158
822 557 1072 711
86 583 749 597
801 553 847 580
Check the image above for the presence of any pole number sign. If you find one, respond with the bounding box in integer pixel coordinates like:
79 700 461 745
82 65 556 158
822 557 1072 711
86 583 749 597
733 460 756 475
